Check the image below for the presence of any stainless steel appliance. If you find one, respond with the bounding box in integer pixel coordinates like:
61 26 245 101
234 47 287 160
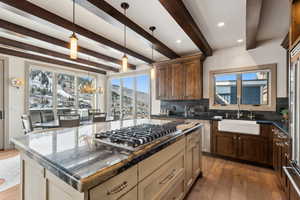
94 122 182 151
290 42 300 168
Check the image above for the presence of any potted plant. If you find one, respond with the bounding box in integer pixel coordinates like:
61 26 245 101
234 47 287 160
281 109 289 121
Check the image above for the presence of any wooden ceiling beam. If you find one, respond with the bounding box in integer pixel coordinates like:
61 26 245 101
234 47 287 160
159 0 212 56
0 36 119 72
86 0 179 59
0 0 153 63
246 0 263 50
0 47 106 74
0 19 136 70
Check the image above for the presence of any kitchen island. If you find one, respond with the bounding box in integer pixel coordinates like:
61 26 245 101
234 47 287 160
12 119 202 200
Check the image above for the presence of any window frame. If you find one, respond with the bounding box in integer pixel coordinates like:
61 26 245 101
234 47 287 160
107 70 151 120
26 62 97 113
209 64 277 111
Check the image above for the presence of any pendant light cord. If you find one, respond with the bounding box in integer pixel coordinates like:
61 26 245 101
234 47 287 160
73 0 75 25
123 8 127 49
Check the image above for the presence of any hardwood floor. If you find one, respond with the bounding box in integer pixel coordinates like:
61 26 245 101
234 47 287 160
0 152 286 200
186 155 287 200
0 150 20 200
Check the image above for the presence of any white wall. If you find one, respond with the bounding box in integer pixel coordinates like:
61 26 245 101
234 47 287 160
203 38 287 98
0 54 107 149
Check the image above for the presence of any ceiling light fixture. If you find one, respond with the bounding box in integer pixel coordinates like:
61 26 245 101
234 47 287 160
69 0 78 59
176 39 182 44
237 39 244 43
217 22 225 27
121 2 129 73
149 26 156 79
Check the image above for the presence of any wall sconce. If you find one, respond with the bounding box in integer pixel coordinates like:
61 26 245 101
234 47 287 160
11 78 24 89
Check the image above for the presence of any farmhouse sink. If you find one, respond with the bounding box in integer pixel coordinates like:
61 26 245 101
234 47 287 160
218 120 260 135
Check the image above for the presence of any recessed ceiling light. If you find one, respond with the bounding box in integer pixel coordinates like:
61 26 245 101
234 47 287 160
217 22 225 27
176 40 182 44
237 39 243 43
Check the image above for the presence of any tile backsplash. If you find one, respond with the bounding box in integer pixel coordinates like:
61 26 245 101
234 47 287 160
160 97 288 121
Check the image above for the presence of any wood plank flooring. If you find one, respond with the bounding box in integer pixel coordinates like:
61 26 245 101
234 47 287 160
186 155 287 200
0 151 286 200
0 150 20 200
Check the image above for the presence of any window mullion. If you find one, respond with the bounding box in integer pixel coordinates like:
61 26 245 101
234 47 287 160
237 73 242 107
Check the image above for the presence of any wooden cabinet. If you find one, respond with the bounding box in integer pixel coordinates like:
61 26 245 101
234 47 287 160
156 65 171 99
185 130 201 193
272 126 290 194
138 152 185 200
155 54 203 100
211 121 272 165
184 60 202 99
238 135 269 164
214 133 237 158
171 63 185 99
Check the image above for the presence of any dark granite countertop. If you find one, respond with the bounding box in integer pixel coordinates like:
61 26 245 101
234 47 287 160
11 119 201 192
151 114 289 135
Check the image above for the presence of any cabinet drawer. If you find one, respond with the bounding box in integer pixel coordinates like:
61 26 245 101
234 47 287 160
160 172 185 200
118 187 137 200
89 165 138 200
138 152 185 200
138 138 185 181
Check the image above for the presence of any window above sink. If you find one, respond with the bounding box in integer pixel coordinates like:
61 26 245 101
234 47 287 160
209 63 277 111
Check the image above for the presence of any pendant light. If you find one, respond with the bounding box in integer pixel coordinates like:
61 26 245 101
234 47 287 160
149 26 156 79
121 2 129 72
70 0 78 59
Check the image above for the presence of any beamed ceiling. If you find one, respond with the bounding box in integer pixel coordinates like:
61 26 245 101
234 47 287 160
0 0 289 74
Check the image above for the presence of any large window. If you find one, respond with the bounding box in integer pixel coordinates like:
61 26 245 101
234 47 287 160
29 69 53 109
57 74 75 109
109 74 150 120
77 77 94 109
28 66 96 112
209 64 277 111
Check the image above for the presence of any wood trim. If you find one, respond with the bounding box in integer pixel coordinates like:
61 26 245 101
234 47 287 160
246 0 263 50
0 0 153 64
86 0 179 59
0 47 106 74
0 19 136 70
0 36 119 72
158 0 212 56
282 33 290 50
154 53 204 66
209 64 277 111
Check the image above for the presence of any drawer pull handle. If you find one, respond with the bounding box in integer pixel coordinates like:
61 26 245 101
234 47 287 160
106 181 128 195
159 169 177 185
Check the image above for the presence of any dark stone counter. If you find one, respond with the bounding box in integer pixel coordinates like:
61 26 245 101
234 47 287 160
11 119 201 192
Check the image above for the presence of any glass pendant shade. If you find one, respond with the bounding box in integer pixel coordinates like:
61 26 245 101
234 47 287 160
70 32 78 59
122 54 128 72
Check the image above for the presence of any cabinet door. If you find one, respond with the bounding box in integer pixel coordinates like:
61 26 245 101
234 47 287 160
237 135 268 164
214 133 237 158
192 142 201 179
156 66 167 99
184 60 202 99
185 146 193 190
171 63 185 99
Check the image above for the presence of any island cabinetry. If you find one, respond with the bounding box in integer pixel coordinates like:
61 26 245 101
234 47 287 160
138 152 185 200
89 165 138 200
211 120 272 165
19 128 202 200
155 54 204 100
185 129 201 192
